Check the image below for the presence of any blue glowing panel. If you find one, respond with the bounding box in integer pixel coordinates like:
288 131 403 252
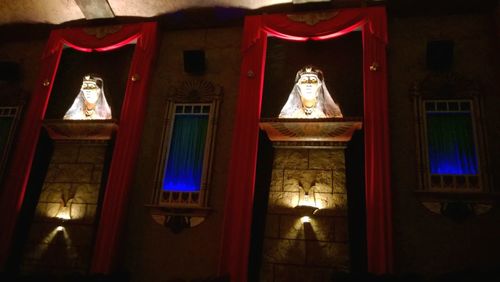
162 114 209 192
426 112 478 175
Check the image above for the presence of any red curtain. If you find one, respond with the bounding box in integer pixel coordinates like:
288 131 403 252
219 8 392 281
0 22 158 273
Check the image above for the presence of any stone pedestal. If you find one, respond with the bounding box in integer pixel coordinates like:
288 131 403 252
20 120 116 274
259 118 361 282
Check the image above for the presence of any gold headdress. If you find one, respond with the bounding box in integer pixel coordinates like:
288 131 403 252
82 74 103 87
295 65 324 83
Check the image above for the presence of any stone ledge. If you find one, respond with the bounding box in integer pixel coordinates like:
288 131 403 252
42 119 118 141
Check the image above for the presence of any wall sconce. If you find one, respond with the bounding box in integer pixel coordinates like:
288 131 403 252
294 173 319 222
300 216 311 224
299 190 317 207
56 187 76 221
295 191 319 217
56 205 72 220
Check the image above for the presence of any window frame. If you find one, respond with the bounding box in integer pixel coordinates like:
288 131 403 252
151 80 222 212
156 102 217 208
412 73 490 200
418 99 484 193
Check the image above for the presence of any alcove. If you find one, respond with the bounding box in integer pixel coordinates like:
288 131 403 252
249 32 365 280
219 8 391 281
0 23 157 274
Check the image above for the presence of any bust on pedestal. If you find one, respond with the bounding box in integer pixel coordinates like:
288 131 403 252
258 65 362 276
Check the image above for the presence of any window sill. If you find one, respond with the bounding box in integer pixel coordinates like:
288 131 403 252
145 204 212 233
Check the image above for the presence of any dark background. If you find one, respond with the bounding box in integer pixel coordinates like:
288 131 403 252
44 45 135 120
261 32 363 119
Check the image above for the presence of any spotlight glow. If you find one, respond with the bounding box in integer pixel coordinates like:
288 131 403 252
300 194 316 208
300 216 311 224
56 206 71 220
56 212 71 220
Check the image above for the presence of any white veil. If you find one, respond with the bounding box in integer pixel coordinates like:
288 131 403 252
279 66 342 118
63 75 112 120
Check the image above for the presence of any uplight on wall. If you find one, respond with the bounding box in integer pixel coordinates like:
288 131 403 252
294 173 319 220
295 193 319 220
299 190 317 208
295 190 319 225
56 206 72 220
300 216 311 224
55 186 76 220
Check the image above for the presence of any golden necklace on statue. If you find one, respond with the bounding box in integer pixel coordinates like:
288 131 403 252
85 108 95 118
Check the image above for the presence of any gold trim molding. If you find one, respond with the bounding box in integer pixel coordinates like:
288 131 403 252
287 11 339 26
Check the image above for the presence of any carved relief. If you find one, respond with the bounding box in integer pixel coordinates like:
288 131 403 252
83 25 122 39
287 11 339 26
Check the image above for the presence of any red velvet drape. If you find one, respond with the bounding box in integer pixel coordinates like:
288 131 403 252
0 22 157 272
219 8 392 281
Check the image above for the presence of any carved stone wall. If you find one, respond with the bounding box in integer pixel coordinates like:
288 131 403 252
20 142 107 274
260 148 349 282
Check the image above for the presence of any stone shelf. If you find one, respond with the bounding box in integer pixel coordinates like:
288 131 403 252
259 117 362 143
42 119 118 141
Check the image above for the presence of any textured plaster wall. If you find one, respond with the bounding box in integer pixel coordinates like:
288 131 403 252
121 27 241 282
389 12 500 275
0 39 45 102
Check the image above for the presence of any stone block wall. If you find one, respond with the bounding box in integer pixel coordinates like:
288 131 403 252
20 141 107 274
260 148 350 282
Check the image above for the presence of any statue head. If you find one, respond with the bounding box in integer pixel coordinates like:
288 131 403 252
81 75 102 106
295 66 323 111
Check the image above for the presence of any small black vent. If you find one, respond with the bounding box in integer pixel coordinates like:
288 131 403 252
0 61 21 82
426 40 454 71
183 50 206 75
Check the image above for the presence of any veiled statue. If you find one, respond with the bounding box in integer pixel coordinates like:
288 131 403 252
64 74 112 120
279 66 342 118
